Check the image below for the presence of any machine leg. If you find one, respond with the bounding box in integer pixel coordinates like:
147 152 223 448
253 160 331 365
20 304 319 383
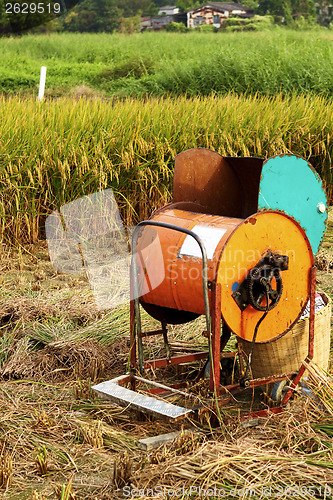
210 282 221 396
162 320 171 363
281 266 316 406
130 298 136 390
308 265 316 361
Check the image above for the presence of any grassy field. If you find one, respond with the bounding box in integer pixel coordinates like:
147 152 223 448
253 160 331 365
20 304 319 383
2 29 333 97
0 93 332 245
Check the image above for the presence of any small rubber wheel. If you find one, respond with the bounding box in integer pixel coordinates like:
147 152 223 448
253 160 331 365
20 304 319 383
271 380 289 403
203 359 239 386
203 360 210 380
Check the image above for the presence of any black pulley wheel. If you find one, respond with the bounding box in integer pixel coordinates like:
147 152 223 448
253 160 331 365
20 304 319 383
247 264 283 312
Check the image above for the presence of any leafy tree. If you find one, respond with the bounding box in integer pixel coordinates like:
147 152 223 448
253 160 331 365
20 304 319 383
63 0 121 32
151 0 170 7
257 0 290 19
0 0 10 34
292 0 316 21
239 0 259 11
118 15 141 33
117 0 157 17
175 0 200 13
0 0 66 34
258 0 315 23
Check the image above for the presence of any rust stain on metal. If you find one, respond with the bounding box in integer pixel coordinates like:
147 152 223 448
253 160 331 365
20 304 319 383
173 148 243 218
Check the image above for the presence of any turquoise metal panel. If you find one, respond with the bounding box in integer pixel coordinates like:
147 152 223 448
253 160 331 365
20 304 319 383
258 155 327 255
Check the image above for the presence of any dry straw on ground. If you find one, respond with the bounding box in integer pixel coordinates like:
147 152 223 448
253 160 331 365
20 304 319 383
0 233 330 497
123 364 333 499
316 248 333 272
302 361 333 416
132 414 333 499
1 338 111 382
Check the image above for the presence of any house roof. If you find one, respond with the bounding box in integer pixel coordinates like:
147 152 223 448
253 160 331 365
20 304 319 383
207 2 252 10
158 5 178 9
152 15 173 21
189 2 253 13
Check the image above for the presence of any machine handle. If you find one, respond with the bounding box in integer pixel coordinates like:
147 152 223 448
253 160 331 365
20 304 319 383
131 220 211 373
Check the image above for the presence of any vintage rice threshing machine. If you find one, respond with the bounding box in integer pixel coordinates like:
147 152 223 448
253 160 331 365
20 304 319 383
93 149 330 421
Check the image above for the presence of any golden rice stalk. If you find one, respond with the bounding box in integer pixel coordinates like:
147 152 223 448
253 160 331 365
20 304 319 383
0 452 13 489
53 475 76 500
31 491 47 500
73 379 94 400
80 420 103 448
133 437 333 493
35 445 49 476
113 451 132 489
34 409 54 428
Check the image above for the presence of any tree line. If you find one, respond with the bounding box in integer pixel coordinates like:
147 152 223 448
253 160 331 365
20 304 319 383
0 0 330 35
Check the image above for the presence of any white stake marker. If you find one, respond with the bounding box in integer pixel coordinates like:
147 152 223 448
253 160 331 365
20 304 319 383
38 66 47 101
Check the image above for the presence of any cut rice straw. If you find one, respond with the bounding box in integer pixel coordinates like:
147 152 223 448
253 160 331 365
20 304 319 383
302 361 333 416
132 438 333 499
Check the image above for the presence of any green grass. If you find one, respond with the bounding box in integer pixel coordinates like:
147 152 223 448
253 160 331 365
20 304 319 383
0 92 332 244
2 29 333 97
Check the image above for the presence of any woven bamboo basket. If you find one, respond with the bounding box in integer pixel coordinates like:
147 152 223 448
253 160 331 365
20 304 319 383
238 292 331 379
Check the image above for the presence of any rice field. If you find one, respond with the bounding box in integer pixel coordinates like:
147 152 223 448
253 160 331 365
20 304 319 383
0 93 332 245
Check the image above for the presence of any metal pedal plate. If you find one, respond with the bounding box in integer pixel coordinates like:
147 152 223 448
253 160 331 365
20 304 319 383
92 381 192 421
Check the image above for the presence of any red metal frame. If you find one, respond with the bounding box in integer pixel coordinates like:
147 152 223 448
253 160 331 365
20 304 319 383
279 265 316 407
210 281 222 396
128 266 316 418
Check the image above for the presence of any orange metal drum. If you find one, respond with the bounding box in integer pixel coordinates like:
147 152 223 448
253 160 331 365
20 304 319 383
136 208 242 317
136 208 313 342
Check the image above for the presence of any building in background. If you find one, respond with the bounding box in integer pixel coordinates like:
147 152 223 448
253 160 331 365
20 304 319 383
141 2 253 31
187 2 253 28
140 16 152 30
157 5 180 16
141 8 185 30
151 15 174 29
